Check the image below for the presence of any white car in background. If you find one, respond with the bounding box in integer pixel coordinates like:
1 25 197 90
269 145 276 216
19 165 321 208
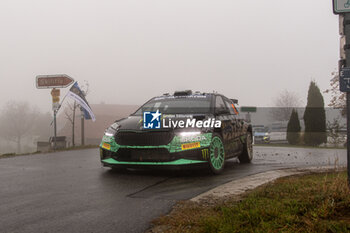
268 122 288 143
252 125 270 144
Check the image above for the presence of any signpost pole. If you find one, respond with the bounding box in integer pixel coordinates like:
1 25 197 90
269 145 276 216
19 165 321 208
51 88 61 151
81 115 85 146
36 74 74 151
345 13 350 187
333 1 350 187
347 92 350 186
54 109 57 151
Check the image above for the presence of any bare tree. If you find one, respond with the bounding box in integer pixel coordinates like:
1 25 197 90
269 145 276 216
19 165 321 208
0 101 40 153
324 71 346 117
327 117 345 147
270 90 303 122
63 80 90 147
64 101 78 147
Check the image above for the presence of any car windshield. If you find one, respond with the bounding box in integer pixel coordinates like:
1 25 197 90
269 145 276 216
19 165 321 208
133 95 212 115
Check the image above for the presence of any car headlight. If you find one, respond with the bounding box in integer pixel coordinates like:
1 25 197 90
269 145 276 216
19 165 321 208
104 122 121 136
104 132 114 137
111 122 120 130
179 131 201 137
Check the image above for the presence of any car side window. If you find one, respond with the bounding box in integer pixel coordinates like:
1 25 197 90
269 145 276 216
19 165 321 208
224 99 235 115
215 96 227 114
223 98 239 115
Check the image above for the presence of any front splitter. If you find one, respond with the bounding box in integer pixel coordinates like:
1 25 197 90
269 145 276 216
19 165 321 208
102 158 208 166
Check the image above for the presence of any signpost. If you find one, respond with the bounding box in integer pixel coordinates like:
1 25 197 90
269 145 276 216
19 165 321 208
333 2 350 187
240 106 256 123
36 74 74 150
240 106 257 113
51 88 60 111
340 68 350 92
36 74 74 89
333 0 350 14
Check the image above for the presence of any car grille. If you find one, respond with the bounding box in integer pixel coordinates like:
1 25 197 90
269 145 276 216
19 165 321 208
115 131 173 146
100 148 116 160
113 148 175 162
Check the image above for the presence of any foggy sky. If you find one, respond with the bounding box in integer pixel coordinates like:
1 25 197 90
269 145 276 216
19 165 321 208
0 0 339 112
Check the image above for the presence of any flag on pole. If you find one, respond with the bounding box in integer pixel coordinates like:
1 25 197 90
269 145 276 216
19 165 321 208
66 82 96 121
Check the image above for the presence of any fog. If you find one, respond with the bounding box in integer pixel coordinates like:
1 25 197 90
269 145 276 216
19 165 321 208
0 0 343 154
0 0 339 111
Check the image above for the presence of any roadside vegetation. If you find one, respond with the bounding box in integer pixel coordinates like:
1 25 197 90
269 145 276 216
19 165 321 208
286 109 301 145
303 81 327 146
150 171 350 233
254 143 346 150
0 144 98 159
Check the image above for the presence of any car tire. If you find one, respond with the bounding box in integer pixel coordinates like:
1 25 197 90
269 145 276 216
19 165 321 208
208 133 225 174
239 132 253 163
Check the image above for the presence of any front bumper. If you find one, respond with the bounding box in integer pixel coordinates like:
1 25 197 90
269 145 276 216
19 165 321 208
99 132 212 167
102 157 207 166
100 146 210 167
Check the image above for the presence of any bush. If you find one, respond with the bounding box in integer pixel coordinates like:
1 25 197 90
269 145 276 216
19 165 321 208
304 81 327 146
287 109 301 145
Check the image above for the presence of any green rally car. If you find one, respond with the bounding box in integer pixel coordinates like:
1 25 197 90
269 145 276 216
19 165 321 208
100 90 253 174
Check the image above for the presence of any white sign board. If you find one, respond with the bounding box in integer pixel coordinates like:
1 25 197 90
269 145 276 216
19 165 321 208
52 102 60 111
334 0 350 14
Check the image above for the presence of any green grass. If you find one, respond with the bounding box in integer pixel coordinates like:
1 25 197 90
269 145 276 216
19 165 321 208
254 143 346 150
150 172 350 233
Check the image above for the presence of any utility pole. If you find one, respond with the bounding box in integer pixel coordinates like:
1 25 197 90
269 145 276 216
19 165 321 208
81 112 85 146
333 1 350 187
53 109 57 151
345 13 350 187
51 88 60 151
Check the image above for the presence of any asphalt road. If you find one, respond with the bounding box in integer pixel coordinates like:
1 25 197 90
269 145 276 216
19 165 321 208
0 146 346 233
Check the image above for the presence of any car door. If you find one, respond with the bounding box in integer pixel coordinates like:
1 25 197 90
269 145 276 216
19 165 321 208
215 95 240 157
223 97 243 155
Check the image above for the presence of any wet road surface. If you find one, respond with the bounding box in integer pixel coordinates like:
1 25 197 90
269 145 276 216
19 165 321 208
0 146 346 233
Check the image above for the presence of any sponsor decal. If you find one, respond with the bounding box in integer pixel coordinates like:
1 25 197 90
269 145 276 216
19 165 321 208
154 95 208 101
102 143 111 150
202 149 209 160
143 109 221 129
179 135 207 143
143 110 161 129
181 142 201 150
163 118 221 128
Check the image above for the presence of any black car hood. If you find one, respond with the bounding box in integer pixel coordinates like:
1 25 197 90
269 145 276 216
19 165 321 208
114 114 212 131
117 116 144 131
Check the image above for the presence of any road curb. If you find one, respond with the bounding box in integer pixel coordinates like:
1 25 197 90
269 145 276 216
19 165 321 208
191 166 344 202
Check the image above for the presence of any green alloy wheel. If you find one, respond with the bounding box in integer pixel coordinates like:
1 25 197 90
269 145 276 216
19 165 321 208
208 134 225 174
